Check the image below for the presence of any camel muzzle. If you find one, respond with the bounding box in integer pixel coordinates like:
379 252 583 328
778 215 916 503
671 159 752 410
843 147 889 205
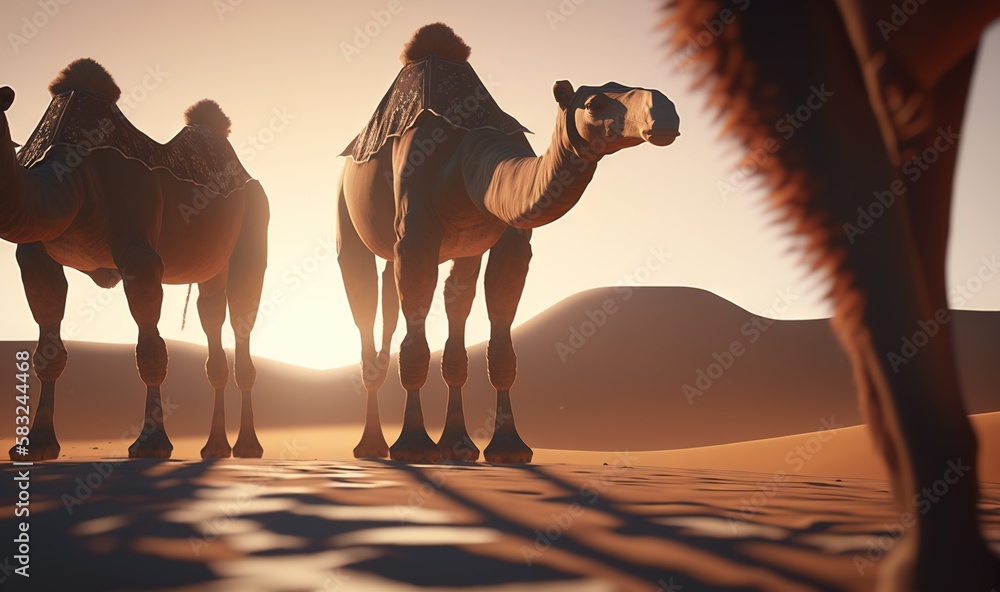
0 86 14 112
643 128 680 146
629 88 680 146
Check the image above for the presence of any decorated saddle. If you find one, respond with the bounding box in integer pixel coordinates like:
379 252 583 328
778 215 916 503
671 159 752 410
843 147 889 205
16 90 251 197
344 55 530 163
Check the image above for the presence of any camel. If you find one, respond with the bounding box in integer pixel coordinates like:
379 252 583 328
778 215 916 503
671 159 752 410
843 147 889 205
665 0 1000 589
338 23 680 464
2 59 269 461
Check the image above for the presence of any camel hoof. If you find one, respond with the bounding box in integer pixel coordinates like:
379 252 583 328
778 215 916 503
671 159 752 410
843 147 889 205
354 430 390 459
233 432 263 458
485 431 532 464
390 427 441 464
128 429 173 459
353 442 390 459
200 436 233 459
438 427 480 462
875 531 1000 592
9 432 60 461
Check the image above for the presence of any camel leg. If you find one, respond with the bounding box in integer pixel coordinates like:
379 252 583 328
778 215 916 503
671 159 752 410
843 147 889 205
114 241 172 459
437 255 483 462
337 175 391 458
379 260 400 389
198 271 232 459
839 242 993 591
228 181 268 459
8 243 68 461
873 54 997 591
822 25 998 586
483 227 533 464
389 210 442 464
901 53 975 357
833 171 993 587
860 54 977 493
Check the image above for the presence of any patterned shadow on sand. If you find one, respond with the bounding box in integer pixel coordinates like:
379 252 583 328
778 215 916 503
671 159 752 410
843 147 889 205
3 461 999 591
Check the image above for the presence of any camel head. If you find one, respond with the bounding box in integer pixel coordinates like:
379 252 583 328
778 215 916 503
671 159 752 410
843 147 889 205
0 87 17 149
0 87 12 113
554 81 680 157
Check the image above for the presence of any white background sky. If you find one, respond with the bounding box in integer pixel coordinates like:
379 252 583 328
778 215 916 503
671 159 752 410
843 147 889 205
2 1 998 369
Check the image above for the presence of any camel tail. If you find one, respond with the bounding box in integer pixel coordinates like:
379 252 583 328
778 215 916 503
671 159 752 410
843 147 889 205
379 260 399 354
181 284 192 331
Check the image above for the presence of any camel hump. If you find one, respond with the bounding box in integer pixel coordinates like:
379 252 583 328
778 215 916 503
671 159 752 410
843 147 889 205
184 99 232 138
49 58 121 102
401 23 471 65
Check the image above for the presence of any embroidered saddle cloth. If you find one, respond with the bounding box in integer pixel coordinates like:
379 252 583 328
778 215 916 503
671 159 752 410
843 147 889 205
16 90 252 197
344 55 529 163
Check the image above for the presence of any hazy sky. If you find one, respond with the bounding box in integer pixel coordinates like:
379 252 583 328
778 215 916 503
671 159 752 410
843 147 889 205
2 1 998 369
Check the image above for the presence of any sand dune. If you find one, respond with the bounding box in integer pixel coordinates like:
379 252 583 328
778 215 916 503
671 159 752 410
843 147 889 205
539 411 1000 482
2 287 998 453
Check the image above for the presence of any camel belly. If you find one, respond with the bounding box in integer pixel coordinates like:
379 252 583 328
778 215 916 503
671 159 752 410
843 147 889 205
43 237 115 271
42 211 241 285
157 175 246 284
31 148 247 285
343 153 399 261
42 208 116 271
157 225 241 284
347 206 506 263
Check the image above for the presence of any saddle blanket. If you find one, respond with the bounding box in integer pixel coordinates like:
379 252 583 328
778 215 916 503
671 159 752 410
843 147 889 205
345 55 529 163
17 90 252 197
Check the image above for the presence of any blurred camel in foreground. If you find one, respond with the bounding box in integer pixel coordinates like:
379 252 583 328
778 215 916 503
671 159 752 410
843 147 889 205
338 23 680 463
665 1 1000 589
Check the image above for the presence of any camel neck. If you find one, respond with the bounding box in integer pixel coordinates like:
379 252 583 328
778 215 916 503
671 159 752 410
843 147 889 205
463 108 600 229
0 124 83 243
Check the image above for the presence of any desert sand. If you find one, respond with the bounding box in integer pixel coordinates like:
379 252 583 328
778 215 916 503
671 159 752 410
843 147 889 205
47 412 1000 483
3 455 999 591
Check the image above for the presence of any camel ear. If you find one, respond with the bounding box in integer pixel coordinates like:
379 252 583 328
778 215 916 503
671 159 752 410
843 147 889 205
0 87 14 112
553 80 574 110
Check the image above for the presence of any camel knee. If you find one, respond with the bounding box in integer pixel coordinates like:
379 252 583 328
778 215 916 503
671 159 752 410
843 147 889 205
205 348 229 390
487 338 517 391
441 339 469 387
234 355 257 392
361 350 390 392
136 333 168 387
398 337 430 391
33 331 67 382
